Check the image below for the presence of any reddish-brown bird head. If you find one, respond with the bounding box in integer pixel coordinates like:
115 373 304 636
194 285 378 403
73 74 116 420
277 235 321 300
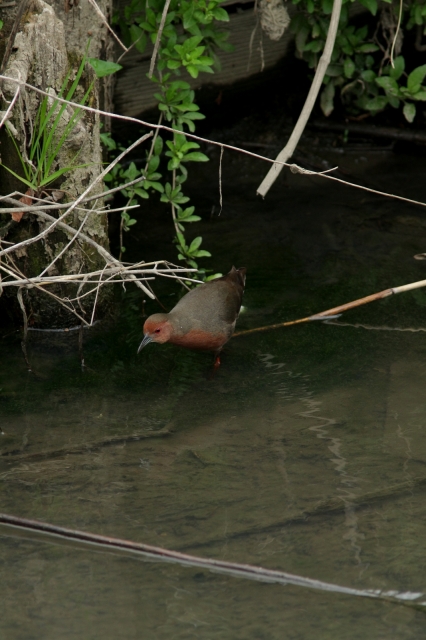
138 314 173 351
138 266 246 355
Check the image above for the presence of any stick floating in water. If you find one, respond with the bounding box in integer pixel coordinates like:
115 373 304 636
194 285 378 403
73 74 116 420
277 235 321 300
234 278 426 338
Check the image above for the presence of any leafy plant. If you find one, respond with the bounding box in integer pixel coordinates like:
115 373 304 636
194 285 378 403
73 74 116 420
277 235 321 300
108 0 231 278
2 55 92 193
2 52 120 195
290 0 426 123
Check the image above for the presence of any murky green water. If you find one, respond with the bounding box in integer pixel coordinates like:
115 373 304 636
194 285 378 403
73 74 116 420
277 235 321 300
2 142 426 638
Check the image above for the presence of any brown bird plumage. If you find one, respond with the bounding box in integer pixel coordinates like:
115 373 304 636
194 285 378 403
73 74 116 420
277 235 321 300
138 267 246 359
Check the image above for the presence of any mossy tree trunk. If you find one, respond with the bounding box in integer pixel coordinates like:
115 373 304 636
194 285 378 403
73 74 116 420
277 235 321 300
0 0 114 328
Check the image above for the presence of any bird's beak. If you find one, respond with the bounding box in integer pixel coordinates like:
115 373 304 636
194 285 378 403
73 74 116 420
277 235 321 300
137 334 152 353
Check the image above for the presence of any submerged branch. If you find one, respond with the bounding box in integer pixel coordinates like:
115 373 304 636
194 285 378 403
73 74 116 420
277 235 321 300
0 513 424 611
1 428 172 462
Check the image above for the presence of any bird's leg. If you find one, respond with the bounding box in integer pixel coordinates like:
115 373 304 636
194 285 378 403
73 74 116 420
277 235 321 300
213 348 222 371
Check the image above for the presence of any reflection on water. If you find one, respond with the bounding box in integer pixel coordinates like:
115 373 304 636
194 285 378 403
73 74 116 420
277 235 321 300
2 148 426 638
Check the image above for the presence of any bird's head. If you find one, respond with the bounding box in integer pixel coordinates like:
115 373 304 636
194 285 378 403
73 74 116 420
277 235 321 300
138 314 173 352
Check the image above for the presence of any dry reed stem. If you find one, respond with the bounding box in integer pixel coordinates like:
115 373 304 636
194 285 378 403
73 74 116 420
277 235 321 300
234 279 426 338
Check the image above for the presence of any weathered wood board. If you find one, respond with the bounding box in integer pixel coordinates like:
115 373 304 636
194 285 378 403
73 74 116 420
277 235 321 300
114 6 293 118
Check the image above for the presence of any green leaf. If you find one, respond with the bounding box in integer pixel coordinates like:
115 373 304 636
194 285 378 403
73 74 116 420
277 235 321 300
212 7 229 21
183 8 196 29
413 90 426 101
361 69 376 82
100 132 117 151
186 65 199 78
194 249 211 257
320 81 335 117
0 164 35 189
182 151 209 162
167 59 181 70
182 112 205 120
188 236 202 253
180 141 200 152
403 102 416 123
295 26 309 55
176 231 186 247
407 65 426 94
304 40 324 53
326 63 343 77
375 76 400 97
133 188 149 199
87 58 123 78
364 95 388 111
389 55 405 81
321 0 333 14
388 96 400 109
146 181 164 193
129 25 147 53
344 57 355 79
148 154 160 172
358 0 378 15
204 273 223 281
167 157 181 170
415 3 424 25
154 135 163 156
356 43 379 53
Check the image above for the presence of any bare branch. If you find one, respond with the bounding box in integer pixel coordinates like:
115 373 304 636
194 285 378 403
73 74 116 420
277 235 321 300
256 0 343 197
0 132 153 260
87 0 128 52
0 84 20 129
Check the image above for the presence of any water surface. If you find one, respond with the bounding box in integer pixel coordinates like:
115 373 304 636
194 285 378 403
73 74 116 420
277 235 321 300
2 142 426 638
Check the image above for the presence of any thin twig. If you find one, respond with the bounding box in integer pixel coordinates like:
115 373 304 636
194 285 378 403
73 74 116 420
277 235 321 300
0 178 146 212
16 287 32 371
218 145 224 215
1 75 425 211
0 132 154 261
0 84 20 129
390 0 403 68
78 322 86 371
148 0 172 78
87 0 128 52
38 209 92 278
116 32 146 64
89 262 109 325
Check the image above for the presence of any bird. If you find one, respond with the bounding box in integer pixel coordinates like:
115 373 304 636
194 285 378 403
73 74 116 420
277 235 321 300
138 266 246 366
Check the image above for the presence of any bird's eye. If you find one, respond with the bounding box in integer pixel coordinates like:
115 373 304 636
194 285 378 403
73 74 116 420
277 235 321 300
154 328 161 333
